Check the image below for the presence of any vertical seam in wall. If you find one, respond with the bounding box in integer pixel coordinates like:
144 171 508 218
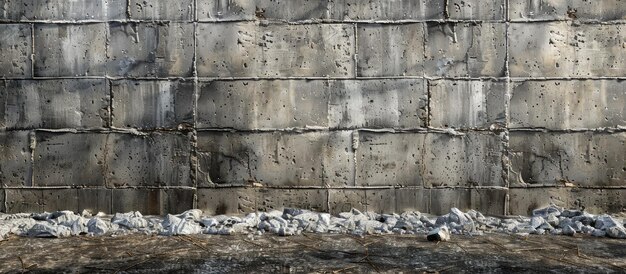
504 0 511 215
353 23 358 78
30 23 35 77
192 0 198 209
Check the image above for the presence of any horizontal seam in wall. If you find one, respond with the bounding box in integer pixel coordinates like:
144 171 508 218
3 76 625 81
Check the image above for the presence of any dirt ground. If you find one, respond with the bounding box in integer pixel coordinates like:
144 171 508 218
0 233 625 273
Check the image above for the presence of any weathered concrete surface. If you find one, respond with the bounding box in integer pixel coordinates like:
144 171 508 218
34 23 107 77
0 24 32 77
196 23 355 77
509 0 626 21
197 187 257 215
447 0 505 20
198 79 426 130
429 80 507 129
128 0 194 21
107 23 194 77
509 188 626 216
111 188 194 215
4 189 42 213
509 23 625 77
0 131 32 187
510 80 626 130
77 189 112 215
509 132 626 187
329 189 366 214
0 80 109 129
357 24 424 77
111 80 194 129
0 0 126 21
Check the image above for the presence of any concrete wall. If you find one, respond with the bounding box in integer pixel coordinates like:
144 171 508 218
1 0 625 216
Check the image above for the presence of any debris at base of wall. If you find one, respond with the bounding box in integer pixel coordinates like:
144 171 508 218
0 205 625 241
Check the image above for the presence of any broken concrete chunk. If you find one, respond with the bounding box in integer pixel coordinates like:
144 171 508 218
28 223 71 238
111 211 148 229
427 226 450 242
87 217 109 235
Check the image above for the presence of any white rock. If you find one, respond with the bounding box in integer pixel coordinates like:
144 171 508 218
111 211 148 229
28 223 71 238
427 226 450 242
87 217 109 235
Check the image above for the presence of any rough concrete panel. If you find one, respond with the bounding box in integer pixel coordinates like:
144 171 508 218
111 80 194 129
395 188 429 213
429 80 507 129
425 23 506 77
257 188 328 212
107 23 194 77
34 23 106 77
0 24 32 77
509 23 625 77
510 80 626 130
357 24 424 77
430 188 471 216
336 0 445 21
197 131 354 187
78 189 112 214
106 132 192 187
0 0 126 21
4 189 43 213
111 189 162 215
43 189 78 212
160 189 195 214
356 132 425 187
568 188 626 214
509 0 626 21
0 189 4 212
470 189 506 216
196 0 255 21
197 188 257 215
423 133 505 187
197 80 330 130
128 0 194 21
196 23 355 77
0 131 32 187
1 80 109 129
33 132 107 187
365 188 396 214
447 0 505 20
329 189 366 215
509 188 575 216
511 187 626 215
509 132 626 187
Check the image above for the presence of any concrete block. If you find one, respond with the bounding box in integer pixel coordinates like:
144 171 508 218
197 187 257 215
4 189 43 213
0 189 4 213
355 132 425 187
0 0 126 21
0 24 32 77
447 0 505 20
34 23 106 77
78 189 112 214
470 188 507 216
429 80 506 129
107 23 194 77
568 188 626 214
0 131 32 187
160 189 195 214
111 80 194 129
509 0 626 21
395 188 429 213
197 131 354 187
43 189 78 212
365 188 395 214
196 23 355 77
509 132 626 187
111 189 162 215
511 188 626 215
329 189 366 215
423 132 505 187
336 0 445 21
1 79 109 129
106 132 192 187
129 0 194 20
197 0 255 21
425 23 506 77
33 132 107 187
510 80 626 130
509 23 625 77
257 188 328 212
357 24 424 77
508 187 573 216
430 188 471 216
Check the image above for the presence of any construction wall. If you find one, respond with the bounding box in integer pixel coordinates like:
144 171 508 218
0 0 625 216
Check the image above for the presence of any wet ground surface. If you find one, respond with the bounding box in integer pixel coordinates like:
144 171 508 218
0 233 625 273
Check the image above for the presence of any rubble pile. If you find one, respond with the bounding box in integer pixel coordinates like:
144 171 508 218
0 205 624 240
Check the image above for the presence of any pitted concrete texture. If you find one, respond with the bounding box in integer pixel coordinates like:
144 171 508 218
0 0 625 216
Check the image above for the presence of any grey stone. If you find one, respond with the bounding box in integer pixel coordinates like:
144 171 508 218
111 80 194 130
447 0 505 20
128 0 194 20
34 23 107 77
111 211 148 229
424 23 506 77
509 0 626 21
0 131 32 187
429 80 507 129
161 214 202 236
0 0 126 21
562 225 576 236
0 24 32 77
107 23 194 77
34 132 107 187
509 23 625 77
510 80 626 130
1 80 109 129
87 217 109 235
196 23 355 77
357 24 424 77
28 223 71 238
427 226 450 242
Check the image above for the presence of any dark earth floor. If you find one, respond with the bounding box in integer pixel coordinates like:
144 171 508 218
0 233 625 273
